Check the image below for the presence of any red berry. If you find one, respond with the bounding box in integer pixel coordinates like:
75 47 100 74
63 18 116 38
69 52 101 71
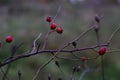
50 23 57 29
98 47 106 56
5 35 13 43
56 27 63 34
46 16 52 22
81 56 87 62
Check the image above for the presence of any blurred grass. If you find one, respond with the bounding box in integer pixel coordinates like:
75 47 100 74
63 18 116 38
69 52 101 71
0 1 120 80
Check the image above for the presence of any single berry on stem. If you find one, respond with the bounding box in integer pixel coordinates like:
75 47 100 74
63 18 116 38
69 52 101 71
5 35 13 43
46 16 52 22
50 23 57 30
56 27 63 34
98 47 106 56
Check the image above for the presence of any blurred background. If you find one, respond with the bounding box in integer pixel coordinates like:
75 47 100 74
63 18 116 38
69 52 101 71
0 0 120 80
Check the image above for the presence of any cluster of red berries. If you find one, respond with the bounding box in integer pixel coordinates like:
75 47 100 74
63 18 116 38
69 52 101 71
5 35 13 43
46 16 63 34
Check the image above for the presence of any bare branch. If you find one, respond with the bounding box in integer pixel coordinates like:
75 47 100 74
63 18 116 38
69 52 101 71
42 28 51 50
79 68 90 80
0 68 10 80
31 33 42 53
53 6 61 20
107 27 120 45
0 43 108 68
79 68 98 80
71 25 94 42
32 25 99 80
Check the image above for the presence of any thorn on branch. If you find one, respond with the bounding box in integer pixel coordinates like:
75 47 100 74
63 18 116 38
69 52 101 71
55 60 60 68
72 41 77 48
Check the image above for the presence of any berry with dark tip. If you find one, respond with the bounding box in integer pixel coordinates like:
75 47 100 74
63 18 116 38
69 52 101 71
99 47 106 56
50 23 57 30
5 35 13 43
46 16 52 22
56 27 63 34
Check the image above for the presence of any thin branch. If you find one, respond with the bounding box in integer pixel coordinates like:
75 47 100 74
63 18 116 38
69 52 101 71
0 68 10 80
2 42 23 80
79 68 99 80
71 52 99 60
93 22 100 46
53 6 61 20
0 44 109 68
31 33 42 53
32 44 69 80
107 27 120 45
71 25 94 42
2 64 11 80
56 56 80 61
50 52 80 61
42 27 51 50
95 25 100 46
96 31 100 46
32 25 96 80
36 42 41 53
107 49 120 53
18 70 21 80
79 68 90 80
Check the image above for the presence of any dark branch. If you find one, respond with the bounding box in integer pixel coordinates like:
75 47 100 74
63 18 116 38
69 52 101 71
0 43 108 68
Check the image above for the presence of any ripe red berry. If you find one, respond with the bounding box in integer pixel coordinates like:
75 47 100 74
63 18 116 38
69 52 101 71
46 16 52 22
81 56 87 62
56 27 63 34
50 23 57 30
98 47 106 56
5 35 13 43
